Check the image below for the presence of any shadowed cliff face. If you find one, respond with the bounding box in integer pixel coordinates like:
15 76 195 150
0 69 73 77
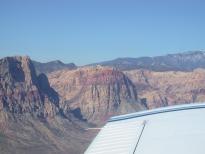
0 56 59 118
0 56 97 154
48 66 146 124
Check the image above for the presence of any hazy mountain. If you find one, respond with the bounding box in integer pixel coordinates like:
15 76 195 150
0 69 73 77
90 51 205 71
33 60 77 75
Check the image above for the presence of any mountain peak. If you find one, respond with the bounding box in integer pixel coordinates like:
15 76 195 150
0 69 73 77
0 56 59 118
49 60 64 64
32 60 77 74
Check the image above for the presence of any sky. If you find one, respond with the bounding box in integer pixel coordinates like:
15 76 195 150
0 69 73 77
0 0 205 65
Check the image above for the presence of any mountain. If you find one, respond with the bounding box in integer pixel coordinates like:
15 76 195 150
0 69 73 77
124 68 205 109
90 51 205 71
0 56 95 154
3 51 205 153
33 60 77 75
48 66 147 124
0 56 59 118
0 56 146 154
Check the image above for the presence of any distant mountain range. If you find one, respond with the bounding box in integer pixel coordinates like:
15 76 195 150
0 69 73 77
89 50 205 71
32 50 205 73
33 51 205 74
33 60 77 74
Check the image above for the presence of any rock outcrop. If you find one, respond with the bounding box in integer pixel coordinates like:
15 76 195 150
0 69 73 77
48 66 146 124
125 69 205 109
0 56 59 118
0 56 97 154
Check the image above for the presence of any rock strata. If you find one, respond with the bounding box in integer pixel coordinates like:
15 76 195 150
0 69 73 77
48 66 146 123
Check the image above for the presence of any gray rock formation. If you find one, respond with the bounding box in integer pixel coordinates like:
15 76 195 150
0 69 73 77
0 56 59 118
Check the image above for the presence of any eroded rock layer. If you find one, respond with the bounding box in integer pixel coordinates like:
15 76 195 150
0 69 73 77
48 66 146 123
125 69 205 109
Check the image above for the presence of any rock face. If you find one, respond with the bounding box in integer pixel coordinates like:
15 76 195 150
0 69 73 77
0 56 59 118
125 69 205 109
33 60 77 75
0 56 97 154
48 66 146 124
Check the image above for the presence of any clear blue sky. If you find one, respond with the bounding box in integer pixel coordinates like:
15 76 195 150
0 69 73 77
0 0 205 65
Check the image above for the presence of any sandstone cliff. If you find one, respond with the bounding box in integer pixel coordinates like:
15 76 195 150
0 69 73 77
48 66 146 124
125 69 205 109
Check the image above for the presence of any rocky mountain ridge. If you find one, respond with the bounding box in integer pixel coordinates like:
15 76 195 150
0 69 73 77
124 68 205 109
89 50 205 71
0 56 59 118
48 66 146 124
0 56 96 154
0 56 147 123
33 50 205 73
